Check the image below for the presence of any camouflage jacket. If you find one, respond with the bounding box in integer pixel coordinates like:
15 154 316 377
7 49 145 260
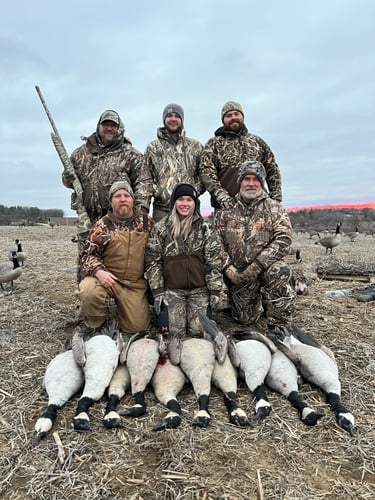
214 191 292 272
200 125 282 208
145 212 224 296
80 210 154 276
63 133 152 223
144 127 205 212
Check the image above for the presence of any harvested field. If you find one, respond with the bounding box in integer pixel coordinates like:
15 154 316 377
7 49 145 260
0 225 374 499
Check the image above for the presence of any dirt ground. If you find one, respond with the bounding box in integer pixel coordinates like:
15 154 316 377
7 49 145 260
0 225 374 499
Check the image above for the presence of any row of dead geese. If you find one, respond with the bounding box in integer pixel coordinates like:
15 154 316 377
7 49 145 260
32 315 355 445
0 240 26 290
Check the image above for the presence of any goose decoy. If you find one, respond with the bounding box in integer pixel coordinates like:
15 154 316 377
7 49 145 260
32 349 84 445
11 239 26 266
314 223 342 254
291 249 308 295
344 226 360 242
119 332 164 417
71 321 122 431
265 349 323 426
0 251 22 290
268 324 355 434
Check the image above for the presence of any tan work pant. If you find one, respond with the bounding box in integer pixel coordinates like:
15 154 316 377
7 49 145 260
76 276 151 334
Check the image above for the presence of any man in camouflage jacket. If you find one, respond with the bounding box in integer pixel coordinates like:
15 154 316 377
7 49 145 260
144 104 205 222
200 101 282 210
63 110 152 224
76 181 153 334
215 161 295 327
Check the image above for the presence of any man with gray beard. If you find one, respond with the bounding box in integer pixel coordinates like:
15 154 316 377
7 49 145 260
215 160 295 327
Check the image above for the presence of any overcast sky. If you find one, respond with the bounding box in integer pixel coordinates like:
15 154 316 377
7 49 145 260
2 0 374 216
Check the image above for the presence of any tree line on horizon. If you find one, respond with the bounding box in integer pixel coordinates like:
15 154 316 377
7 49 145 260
0 205 64 226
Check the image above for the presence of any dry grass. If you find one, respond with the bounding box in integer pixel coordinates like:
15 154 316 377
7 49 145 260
0 226 374 499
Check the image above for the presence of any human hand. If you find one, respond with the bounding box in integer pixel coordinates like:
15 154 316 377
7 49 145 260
240 261 263 281
217 192 234 210
225 265 242 285
95 269 118 289
63 169 76 187
153 293 168 316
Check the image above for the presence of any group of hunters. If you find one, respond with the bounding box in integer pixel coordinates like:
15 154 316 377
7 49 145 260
62 101 295 340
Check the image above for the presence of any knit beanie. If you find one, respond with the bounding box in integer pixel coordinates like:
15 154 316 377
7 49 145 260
169 183 198 210
109 180 134 199
237 161 267 189
162 103 184 124
221 101 244 122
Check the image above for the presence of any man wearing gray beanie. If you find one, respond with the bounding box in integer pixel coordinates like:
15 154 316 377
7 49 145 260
200 101 282 210
144 103 205 222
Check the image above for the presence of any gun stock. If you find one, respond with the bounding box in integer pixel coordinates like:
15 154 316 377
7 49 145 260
35 85 91 233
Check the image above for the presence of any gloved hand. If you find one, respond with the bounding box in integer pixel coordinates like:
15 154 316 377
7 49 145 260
209 294 220 311
239 261 263 281
153 293 168 316
63 169 76 187
216 192 234 210
225 265 242 285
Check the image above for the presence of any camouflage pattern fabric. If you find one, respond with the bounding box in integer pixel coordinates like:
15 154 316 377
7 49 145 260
228 260 296 326
166 287 210 337
77 211 154 333
63 133 152 223
144 127 205 219
200 125 282 208
145 213 224 297
215 191 295 325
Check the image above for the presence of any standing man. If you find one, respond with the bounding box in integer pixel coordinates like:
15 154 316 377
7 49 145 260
76 180 154 335
144 104 205 222
63 109 152 282
215 161 295 327
200 101 282 210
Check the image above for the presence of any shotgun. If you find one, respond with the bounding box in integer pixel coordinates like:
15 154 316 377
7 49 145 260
35 85 91 234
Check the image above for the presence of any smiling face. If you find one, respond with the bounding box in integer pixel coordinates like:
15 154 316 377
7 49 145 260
111 189 134 218
164 112 182 134
222 110 244 132
98 120 119 144
175 195 195 219
239 174 263 202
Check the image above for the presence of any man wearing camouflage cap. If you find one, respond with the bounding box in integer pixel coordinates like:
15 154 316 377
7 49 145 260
144 103 205 222
215 160 295 327
200 101 282 210
62 109 153 282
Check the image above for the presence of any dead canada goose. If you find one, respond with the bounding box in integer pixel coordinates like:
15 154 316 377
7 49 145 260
32 349 84 445
314 223 342 254
119 332 164 417
151 352 187 430
0 251 22 290
103 363 131 429
199 314 252 427
268 324 355 434
71 322 122 431
265 349 324 426
344 226 359 242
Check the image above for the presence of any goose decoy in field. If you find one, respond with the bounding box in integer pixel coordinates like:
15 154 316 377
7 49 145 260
12 239 27 266
71 321 123 431
267 324 355 434
0 251 22 290
265 349 323 426
32 349 84 445
344 225 360 242
119 332 165 417
199 314 252 427
314 223 342 254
